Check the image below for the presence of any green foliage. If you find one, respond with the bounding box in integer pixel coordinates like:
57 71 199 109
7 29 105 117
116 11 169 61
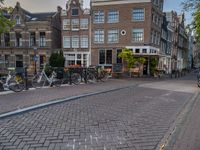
193 8 200 42
0 0 15 33
137 57 146 65
181 0 200 11
44 64 53 77
118 48 146 69
150 58 158 75
118 48 136 69
49 51 65 68
182 0 200 42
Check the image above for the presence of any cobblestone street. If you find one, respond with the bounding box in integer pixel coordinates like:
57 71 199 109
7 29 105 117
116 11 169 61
0 84 193 150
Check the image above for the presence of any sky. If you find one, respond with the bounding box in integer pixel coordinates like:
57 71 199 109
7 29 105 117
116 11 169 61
3 0 192 23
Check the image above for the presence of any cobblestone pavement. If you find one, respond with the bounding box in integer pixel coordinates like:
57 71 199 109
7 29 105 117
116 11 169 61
0 85 193 150
0 79 148 115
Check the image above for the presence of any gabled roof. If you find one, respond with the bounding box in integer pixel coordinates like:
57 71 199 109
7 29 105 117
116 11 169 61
26 12 56 22
13 2 57 22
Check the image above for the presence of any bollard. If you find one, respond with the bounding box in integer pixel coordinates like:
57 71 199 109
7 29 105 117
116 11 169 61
24 66 29 90
84 68 87 84
69 68 72 85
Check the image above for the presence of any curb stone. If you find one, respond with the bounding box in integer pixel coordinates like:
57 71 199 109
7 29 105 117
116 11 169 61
0 85 137 119
155 91 200 150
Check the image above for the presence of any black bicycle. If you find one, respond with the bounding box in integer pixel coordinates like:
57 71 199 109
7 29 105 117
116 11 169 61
60 68 82 85
85 66 110 83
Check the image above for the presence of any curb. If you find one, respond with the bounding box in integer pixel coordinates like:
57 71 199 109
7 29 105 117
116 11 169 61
0 85 137 119
155 91 200 150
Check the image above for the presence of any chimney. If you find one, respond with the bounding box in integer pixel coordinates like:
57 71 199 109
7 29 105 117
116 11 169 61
57 6 62 12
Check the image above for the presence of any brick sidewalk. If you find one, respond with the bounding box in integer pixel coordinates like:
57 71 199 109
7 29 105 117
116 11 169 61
0 79 145 115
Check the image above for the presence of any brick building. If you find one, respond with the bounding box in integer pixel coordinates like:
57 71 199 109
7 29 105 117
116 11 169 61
0 2 61 74
61 0 90 67
166 11 189 71
91 0 164 75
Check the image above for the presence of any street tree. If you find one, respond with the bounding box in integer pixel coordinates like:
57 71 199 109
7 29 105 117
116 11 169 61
0 0 14 33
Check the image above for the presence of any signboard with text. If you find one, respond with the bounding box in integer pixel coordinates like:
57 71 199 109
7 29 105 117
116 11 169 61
112 63 123 73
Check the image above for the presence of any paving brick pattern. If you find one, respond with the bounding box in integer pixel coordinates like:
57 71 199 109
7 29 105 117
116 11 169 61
0 79 145 115
0 86 191 150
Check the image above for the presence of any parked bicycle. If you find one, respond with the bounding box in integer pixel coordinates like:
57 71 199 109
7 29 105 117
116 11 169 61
85 66 111 83
0 69 24 92
31 67 62 88
60 68 82 85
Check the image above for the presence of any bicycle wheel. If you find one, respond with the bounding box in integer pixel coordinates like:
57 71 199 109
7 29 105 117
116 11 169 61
52 78 62 87
31 74 46 88
87 73 96 83
99 71 109 82
71 73 81 85
9 76 24 92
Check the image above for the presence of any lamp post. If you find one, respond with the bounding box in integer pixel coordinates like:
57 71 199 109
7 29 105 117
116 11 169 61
33 46 37 74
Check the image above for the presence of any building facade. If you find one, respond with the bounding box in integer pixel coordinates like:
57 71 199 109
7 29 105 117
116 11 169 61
91 0 164 75
61 0 91 67
160 13 172 74
0 2 61 74
166 11 189 71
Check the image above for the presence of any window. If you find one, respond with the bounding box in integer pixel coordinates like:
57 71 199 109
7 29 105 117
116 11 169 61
135 49 140 53
63 36 70 48
117 49 122 64
132 29 144 42
80 36 88 48
132 8 145 21
71 19 79 30
63 19 70 30
39 32 46 47
94 29 104 43
65 53 89 67
15 55 23 67
142 49 147 53
30 32 36 47
5 55 11 68
72 8 79 16
80 19 88 29
72 36 79 48
40 55 46 69
16 32 22 47
99 50 112 64
66 54 75 66
4 33 10 47
108 29 119 43
108 10 119 23
93 10 104 23
15 16 21 25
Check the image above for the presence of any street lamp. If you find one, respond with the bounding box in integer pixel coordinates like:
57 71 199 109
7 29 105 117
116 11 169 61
33 46 37 74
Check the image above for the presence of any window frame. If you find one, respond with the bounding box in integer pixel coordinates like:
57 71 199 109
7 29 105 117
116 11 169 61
80 18 88 30
107 29 119 43
132 28 144 42
71 8 79 16
132 8 145 22
71 19 79 31
63 19 70 30
80 35 88 48
93 10 104 23
72 36 79 48
94 29 104 44
107 10 119 23
98 49 112 65
63 36 71 48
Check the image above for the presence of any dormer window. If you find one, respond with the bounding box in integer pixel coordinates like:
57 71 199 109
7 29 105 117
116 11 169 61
15 16 21 25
